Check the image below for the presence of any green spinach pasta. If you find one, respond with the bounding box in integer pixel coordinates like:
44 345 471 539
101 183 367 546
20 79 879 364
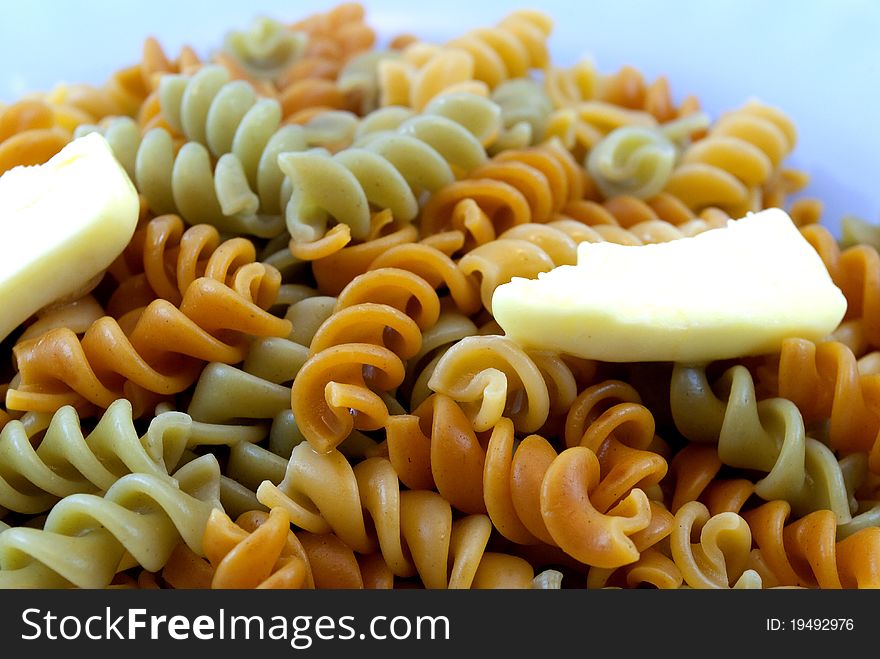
0 2 877 591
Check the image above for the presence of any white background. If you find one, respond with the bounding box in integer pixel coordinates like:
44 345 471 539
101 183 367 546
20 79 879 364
1 0 877 235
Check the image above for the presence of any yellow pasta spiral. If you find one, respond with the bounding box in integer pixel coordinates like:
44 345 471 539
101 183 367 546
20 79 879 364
377 10 552 110
421 140 584 249
665 99 797 216
425 333 590 436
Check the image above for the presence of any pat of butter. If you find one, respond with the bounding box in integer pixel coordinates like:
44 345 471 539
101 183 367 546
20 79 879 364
491 209 847 363
0 132 139 342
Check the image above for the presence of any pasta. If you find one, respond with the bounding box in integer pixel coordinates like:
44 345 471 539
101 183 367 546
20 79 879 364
377 10 552 110
0 454 221 588
0 398 243 515
0 2 874 592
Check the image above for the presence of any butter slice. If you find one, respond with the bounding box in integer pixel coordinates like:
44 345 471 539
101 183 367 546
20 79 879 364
491 209 847 363
0 132 139 342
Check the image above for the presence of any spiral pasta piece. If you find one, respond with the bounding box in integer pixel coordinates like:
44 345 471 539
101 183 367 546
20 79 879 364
180 506 392 590
0 398 210 514
670 363 855 522
557 191 729 244
103 35 203 121
0 454 221 589
562 380 670 509
775 337 880 470
667 443 756 517
309 223 419 296
401 310 479 410
585 112 709 200
743 499 880 589
201 507 313 589
77 110 299 237
489 78 553 152
378 10 552 110
426 334 579 433
287 2 376 80
291 267 444 453
670 501 760 589
421 140 584 248
544 101 659 162
544 56 699 123
7 268 292 415
257 443 532 588
278 108 488 246
367 242 483 315
665 99 797 216
106 214 285 315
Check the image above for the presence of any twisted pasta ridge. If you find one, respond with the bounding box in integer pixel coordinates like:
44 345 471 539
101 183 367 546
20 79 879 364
444 10 552 88
289 341 402 451
420 140 584 248
426 334 582 434
670 363 855 523
193 507 402 589
278 109 488 247
0 454 222 589
743 499 880 589
586 548 683 589
7 271 292 415
670 501 761 589
385 390 669 565
562 380 670 509
483 415 655 567
257 443 537 588
291 267 443 453
201 507 314 588
77 110 299 237
378 10 552 110
543 101 660 162
106 214 285 315
665 99 797 216
585 112 710 200
775 337 880 469
400 309 479 411
367 241 483 315
668 443 756 516
310 223 419 296
0 398 197 514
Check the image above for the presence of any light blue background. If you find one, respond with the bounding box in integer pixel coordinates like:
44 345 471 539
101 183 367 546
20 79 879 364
1 0 877 235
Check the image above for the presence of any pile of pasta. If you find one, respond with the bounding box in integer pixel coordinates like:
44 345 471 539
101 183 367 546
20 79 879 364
2 2 880 590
